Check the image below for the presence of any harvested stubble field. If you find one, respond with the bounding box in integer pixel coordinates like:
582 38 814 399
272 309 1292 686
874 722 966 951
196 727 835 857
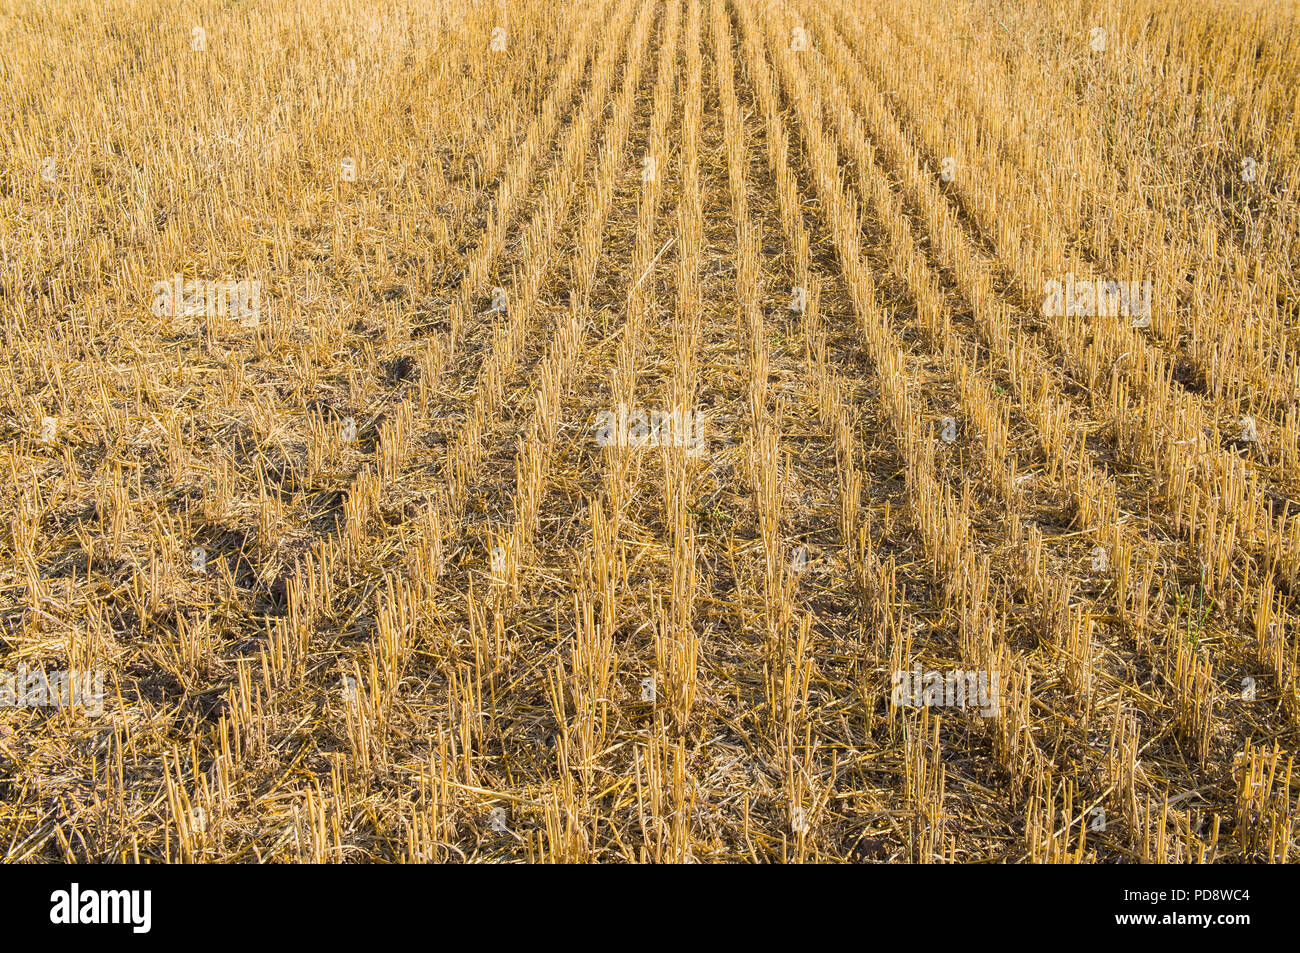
1 0 1298 865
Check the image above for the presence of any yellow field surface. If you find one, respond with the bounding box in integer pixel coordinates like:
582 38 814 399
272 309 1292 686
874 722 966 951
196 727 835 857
1 0 1298 862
